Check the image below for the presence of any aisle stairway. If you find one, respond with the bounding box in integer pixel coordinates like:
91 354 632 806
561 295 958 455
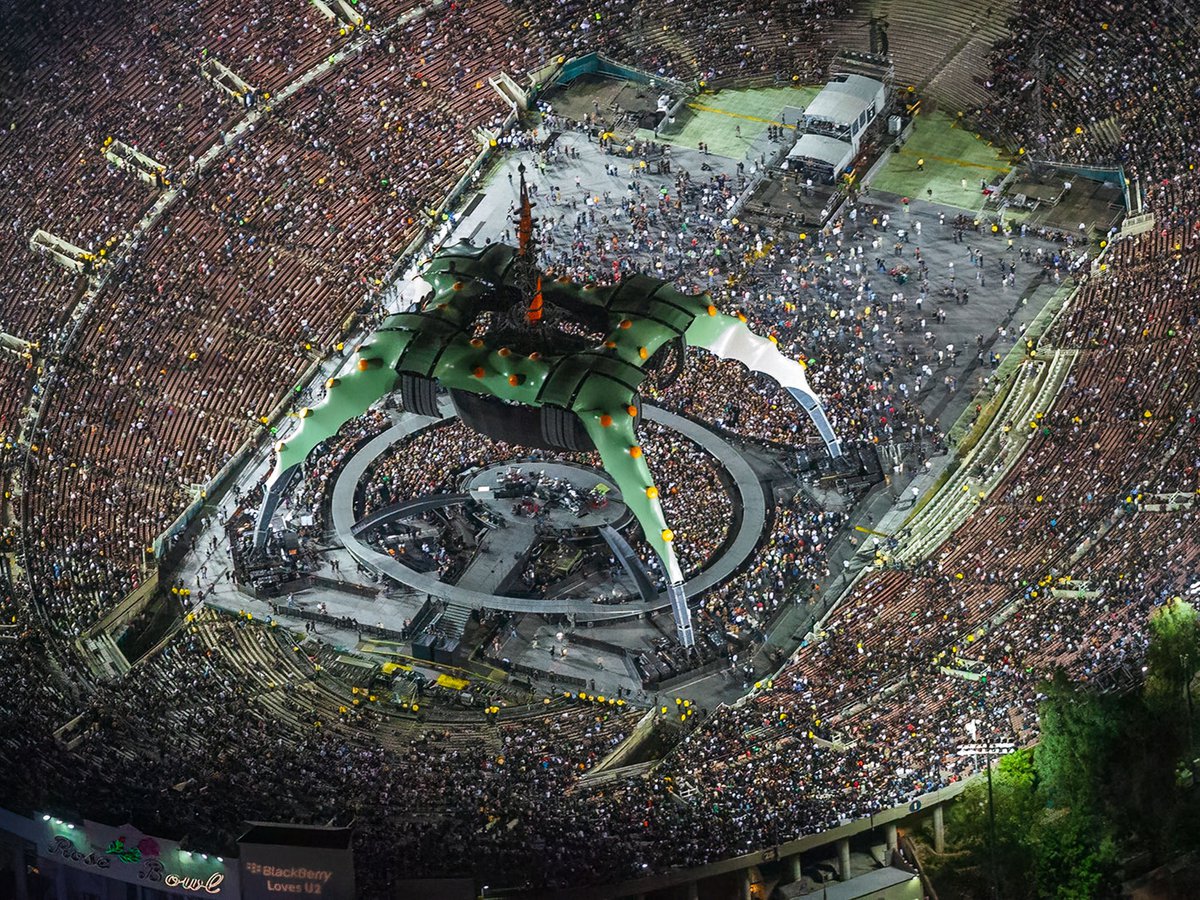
827 0 1015 114
440 602 473 635
894 349 1076 564
77 630 131 681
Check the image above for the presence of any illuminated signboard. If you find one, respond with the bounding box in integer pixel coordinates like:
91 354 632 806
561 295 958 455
37 817 235 896
238 823 355 900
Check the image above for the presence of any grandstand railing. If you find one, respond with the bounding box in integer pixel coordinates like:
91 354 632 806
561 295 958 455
518 772 982 900
546 52 695 97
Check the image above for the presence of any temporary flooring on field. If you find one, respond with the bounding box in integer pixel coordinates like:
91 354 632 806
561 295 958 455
869 111 1014 210
655 84 822 159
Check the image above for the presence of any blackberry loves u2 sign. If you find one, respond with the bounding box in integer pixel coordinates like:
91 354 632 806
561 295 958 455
237 824 355 900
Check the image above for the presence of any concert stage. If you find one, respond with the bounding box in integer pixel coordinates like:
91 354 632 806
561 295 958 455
742 175 840 229
1000 169 1126 236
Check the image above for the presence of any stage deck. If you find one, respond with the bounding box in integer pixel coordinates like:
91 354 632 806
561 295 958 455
1003 177 1125 236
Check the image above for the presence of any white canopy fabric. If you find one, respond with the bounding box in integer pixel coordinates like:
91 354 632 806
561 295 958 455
823 73 887 114
786 133 855 173
803 89 871 129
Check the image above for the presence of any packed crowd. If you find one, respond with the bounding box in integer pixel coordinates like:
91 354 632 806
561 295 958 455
526 133 1083 462
0 609 647 893
984 0 1200 186
362 420 498 503
506 0 846 83
653 196 1200 865
284 407 394 537
17 9 510 636
357 416 733 577
695 495 847 648
8 250 1196 880
3 0 919 642
639 419 733 572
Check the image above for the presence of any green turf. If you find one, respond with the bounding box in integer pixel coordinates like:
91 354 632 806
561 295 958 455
652 85 822 159
693 85 823 119
870 112 1015 211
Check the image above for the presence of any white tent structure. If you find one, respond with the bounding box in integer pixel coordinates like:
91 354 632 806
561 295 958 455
785 132 856 179
803 73 886 153
824 73 887 115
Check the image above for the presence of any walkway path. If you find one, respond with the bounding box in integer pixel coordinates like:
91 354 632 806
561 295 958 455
455 525 536 594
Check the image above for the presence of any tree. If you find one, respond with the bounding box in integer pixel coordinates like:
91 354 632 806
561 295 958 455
927 604 1200 898
1145 598 1200 735
1034 670 1123 817
931 760 1039 900
998 746 1037 793
1030 811 1117 900
927 746 1118 899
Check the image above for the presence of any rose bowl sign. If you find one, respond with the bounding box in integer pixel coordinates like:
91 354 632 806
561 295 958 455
38 818 236 897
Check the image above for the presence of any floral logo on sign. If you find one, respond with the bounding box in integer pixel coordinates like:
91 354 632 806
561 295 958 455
105 837 142 864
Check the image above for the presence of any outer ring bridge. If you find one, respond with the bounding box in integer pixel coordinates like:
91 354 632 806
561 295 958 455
329 404 767 621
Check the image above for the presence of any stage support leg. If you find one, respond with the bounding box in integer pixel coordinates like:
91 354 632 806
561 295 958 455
667 581 695 647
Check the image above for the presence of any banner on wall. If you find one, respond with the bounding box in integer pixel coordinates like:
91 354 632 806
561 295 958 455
238 823 355 900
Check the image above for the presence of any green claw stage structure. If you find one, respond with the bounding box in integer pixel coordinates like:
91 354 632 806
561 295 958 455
255 167 841 647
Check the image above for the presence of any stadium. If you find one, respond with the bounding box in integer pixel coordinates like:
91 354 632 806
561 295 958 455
0 0 1197 898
